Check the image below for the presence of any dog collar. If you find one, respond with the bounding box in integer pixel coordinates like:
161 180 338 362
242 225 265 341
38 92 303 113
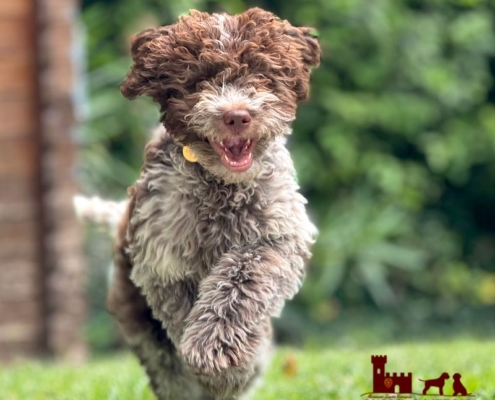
182 146 198 163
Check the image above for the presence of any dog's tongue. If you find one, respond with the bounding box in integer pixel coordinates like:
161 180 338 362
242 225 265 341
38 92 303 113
211 138 255 173
222 138 248 160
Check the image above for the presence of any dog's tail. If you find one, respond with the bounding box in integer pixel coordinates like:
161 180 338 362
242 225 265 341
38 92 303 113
73 195 127 239
74 127 163 238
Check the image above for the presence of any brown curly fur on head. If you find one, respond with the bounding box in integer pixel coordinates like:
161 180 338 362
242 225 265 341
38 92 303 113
121 8 320 183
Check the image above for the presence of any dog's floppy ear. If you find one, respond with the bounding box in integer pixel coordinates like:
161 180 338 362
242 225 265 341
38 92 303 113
120 27 169 99
286 26 321 67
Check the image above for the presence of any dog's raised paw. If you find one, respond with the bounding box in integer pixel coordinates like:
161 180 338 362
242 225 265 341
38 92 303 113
180 318 258 375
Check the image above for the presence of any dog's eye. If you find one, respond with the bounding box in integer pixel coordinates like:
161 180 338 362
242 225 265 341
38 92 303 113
198 61 230 82
160 88 181 101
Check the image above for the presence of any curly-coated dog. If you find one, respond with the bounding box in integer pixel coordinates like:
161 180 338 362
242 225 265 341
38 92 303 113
78 7 319 400
420 373 450 395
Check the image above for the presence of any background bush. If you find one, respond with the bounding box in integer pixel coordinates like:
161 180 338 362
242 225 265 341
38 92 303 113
80 0 495 349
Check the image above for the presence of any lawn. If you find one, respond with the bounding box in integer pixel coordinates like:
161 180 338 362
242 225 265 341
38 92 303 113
1 339 494 400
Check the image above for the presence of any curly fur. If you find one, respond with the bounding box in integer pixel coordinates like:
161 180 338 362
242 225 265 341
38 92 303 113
106 7 320 400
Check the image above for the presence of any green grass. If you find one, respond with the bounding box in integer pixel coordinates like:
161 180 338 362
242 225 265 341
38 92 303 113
1 339 494 400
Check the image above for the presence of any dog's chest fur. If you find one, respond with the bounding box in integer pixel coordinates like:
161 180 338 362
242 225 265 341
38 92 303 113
127 134 315 287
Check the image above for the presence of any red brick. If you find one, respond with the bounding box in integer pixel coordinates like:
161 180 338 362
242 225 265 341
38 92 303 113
0 0 33 19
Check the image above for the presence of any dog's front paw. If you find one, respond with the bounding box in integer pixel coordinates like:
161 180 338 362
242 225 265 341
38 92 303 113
180 317 259 375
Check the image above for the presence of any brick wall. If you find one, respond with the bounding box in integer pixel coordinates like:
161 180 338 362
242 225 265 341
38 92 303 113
0 0 45 361
0 0 86 362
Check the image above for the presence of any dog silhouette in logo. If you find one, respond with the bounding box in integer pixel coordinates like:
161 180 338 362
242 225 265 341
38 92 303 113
419 373 450 395
452 373 468 396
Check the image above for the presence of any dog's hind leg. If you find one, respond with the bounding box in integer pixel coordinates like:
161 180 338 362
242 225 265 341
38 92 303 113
108 243 213 400
422 383 429 395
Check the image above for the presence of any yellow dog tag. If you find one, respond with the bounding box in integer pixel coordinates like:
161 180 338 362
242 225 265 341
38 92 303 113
182 146 198 162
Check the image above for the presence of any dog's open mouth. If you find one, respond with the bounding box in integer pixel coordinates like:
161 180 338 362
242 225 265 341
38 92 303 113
210 138 256 173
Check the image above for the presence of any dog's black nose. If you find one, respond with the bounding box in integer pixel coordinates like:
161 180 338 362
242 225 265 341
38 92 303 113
223 110 251 134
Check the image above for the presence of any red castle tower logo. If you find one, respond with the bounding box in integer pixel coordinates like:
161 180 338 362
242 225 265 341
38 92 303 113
371 355 412 394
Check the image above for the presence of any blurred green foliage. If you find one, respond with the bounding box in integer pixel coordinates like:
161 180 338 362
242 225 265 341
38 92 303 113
80 0 495 348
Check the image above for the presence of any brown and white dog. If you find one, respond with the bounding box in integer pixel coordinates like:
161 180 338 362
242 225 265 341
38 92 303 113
77 8 319 400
